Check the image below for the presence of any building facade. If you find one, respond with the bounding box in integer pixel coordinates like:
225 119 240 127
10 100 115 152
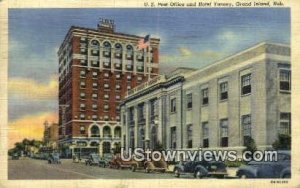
121 42 291 153
43 121 59 149
58 19 160 157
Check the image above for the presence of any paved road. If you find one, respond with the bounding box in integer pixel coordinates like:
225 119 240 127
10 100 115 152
8 158 175 179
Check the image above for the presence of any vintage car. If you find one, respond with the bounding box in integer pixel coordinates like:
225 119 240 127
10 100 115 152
236 150 291 178
48 153 61 164
108 154 135 169
173 160 228 178
144 158 168 173
85 153 101 166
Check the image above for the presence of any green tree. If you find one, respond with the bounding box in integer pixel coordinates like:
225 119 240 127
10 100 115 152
243 137 257 160
272 134 291 150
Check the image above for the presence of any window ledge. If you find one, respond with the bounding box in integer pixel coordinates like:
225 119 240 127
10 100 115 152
241 93 251 97
201 104 209 107
280 90 291 94
219 99 228 103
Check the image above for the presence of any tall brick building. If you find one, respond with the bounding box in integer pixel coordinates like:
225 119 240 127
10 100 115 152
57 19 160 157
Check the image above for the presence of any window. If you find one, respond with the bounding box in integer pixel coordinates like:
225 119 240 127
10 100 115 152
80 114 85 120
92 115 98 121
104 115 109 121
220 82 228 100
220 119 228 147
280 70 291 91
202 122 209 148
92 83 98 89
241 74 251 95
103 60 110 67
171 127 177 149
116 74 121 79
242 115 252 146
91 61 99 66
104 94 109 100
127 85 131 90
279 113 291 135
92 104 98 110
104 72 109 78
80 92 86 99
80 126 85 134
80 103 86 111
92 71 98 78
137 76 143 81
90 125 100 137
91 50 99 56
80 70 86 78
92 93 97 100
202 88 209 105
116 95 120 100
116 84 121 90
170 98 176 113
187 124 193 148
186 93 192 109
80 81 86 89
104 104 109 111
127 75 132 80
104 83 109 89
80 60 87 66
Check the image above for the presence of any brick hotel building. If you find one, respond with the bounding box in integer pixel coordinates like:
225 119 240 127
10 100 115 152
57 19 160 157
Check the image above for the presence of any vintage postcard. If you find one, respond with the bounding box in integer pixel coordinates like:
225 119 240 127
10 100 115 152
0 0 299 187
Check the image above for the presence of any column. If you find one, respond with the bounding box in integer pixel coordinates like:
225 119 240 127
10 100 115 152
122 47 126 72
134 106 138 147
99 46 103 70
157 97 163 145
111 48 115 73
145 101 150 140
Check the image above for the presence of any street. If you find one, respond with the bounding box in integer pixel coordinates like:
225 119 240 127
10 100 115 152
8 158 175 179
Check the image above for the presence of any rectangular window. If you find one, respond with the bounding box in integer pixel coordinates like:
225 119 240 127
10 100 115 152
92 93 97 100
104 94 109 99
202 88 209 105
202 122 209 148
80 103 86 111
220 82 228 100
80 92 86 99
104 104 109 111
186 93 192 109
241 74 251 95
80 126 85 134
242 115 252 146
92 115 98 121
279 112 291 135
171 127 177 149
80 114 85 120
91 61 99 66
170 98 176 113
104 83 109 89
92 104 98 110
220 119 228 147
187 124 193 148
104 72 109 78
80 60 87 66
116 74 121 79
280 70 291 91
80 81 86 89
116 84 121 90
92 71 98 78
80 70 86 78
92 83 98 89
127 75 132 80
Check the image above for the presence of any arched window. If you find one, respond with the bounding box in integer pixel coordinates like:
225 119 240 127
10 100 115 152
103 41 111 57
103 41 111 49
90 125 100 137
103 126 111 138
91 40 99 47
114 127 121 138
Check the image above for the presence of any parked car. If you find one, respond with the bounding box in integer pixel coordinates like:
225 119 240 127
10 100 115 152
144 158 168 173
85 153 101 166
173 160 228 178
108 154 135 169
48 153 61 164
236 150 291 178
11 153 19 160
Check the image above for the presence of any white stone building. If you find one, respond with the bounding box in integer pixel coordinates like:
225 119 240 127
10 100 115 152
120 42 291 152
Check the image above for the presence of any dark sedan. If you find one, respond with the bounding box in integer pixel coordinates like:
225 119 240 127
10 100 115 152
173 160 227 178
85 153 101 166
236 150 291 178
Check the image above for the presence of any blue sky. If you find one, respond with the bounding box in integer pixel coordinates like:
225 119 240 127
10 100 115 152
8 8 290 124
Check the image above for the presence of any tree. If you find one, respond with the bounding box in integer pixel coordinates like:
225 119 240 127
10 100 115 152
243 137 257 160
272 134 291 150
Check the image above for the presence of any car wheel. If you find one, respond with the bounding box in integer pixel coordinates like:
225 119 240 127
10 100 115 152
195 170 203 179
174 169 180 178
240 174 248 179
